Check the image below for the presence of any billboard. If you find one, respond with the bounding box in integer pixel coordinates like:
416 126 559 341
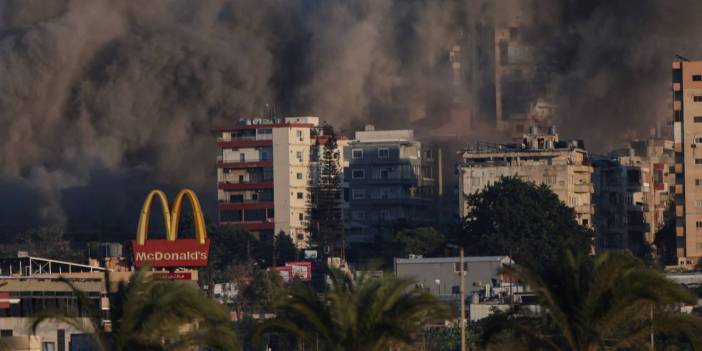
132 189 210 268
273 261 312 282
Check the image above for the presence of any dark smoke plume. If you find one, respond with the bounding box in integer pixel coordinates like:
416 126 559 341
531 0 702 149
0 0 698 237
0 0 471 237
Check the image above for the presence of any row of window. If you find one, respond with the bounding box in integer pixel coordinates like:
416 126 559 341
352 148 390 160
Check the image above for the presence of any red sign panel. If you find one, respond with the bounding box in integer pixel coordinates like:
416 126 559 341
132 239 210 268
273 261 312 282
152 272 193 280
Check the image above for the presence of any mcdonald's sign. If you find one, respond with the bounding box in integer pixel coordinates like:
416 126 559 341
132 189 211 268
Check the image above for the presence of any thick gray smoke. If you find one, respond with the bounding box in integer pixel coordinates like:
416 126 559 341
0 0 698 236
0 0 470 236
530 0 702 149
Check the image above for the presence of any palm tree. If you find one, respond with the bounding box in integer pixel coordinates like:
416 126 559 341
32 270 238 351
253 269 450 351
484 251 702 351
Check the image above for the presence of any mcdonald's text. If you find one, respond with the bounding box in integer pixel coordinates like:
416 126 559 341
132 239 211 268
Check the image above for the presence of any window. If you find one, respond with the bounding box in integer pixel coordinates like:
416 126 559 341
378 148 389 159
239 153 245 162
296 192 304 199
380 169 389 179
696 135 702 144
230 194 244 203
694 96 702 102
697 221 702 228
352 210 365 220
221 210 242 222
296 130 303 138
296 172 303 180
696 117 702 123
352 149 363 159
453 262 468 272
697 179 702 186
42 342 55 351
696 159 702 165
352 189 366 200
238 175 245 183
352 169 365 179
298 213 304 220
296 151 303 162
694 75 702 81
696 200 702 208
1 330 12 337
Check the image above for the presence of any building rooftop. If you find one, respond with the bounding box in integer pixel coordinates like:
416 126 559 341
395 256 512 264
354 125 415 143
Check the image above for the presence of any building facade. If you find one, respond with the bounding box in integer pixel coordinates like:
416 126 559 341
672 60 702 265
217 117 320 248
592 138 674 255
343 126 436 243
458 127 593 226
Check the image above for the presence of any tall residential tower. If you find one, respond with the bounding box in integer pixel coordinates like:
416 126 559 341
672 60 702 266
217 117 319 248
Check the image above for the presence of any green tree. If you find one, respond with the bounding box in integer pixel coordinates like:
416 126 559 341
241 268 285 314
395 227 446 257
253 269 450 351
483 251 702 350
209 224 256 270
456 177 592 273
310 131 344 259
32 270 238 351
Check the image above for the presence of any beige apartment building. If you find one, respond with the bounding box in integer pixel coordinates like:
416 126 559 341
672 60 702 265
458 127 593 227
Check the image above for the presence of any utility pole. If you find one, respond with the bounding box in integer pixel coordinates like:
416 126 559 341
460 246 467 351
650 304 654 350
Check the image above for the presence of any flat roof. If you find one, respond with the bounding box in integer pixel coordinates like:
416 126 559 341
395 256 511 264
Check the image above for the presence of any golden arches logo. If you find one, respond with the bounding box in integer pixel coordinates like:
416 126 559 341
135 189 207 245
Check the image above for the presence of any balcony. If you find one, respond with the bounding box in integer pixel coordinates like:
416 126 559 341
675 184 684 195
239 221 275 231
674 163 683 173
574 205 592 214
218 160 273 169
218 181 274 190
217 139 272 148
673 82 681 91
219 201 275 210
676 205 684 217
573 183 593 194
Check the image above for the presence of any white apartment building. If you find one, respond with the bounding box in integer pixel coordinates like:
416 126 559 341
217 116 340 248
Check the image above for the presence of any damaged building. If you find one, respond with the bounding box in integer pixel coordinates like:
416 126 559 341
592 138 675 256
458 126 593 227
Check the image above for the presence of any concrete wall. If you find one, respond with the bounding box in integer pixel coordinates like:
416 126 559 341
394 257 509 299
0 318 92 351
273 126 314 247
